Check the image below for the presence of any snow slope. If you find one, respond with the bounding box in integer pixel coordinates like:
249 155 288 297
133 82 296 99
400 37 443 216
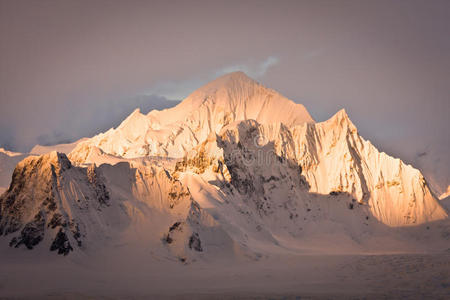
405 144 450 197
30 137 88 155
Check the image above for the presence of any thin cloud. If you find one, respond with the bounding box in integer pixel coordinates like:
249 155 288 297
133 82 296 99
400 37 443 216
147 56 280 99
217 56 280 78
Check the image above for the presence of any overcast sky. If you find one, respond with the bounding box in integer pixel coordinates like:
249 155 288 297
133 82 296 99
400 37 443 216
0 0 449 173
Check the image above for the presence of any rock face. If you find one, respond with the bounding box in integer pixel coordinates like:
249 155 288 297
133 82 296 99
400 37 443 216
0 152 82 254
0 72 448 258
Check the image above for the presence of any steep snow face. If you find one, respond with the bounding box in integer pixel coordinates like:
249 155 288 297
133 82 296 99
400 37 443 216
173 125 391 253
69 72 313 161
180 115 447 227
287 110 447 226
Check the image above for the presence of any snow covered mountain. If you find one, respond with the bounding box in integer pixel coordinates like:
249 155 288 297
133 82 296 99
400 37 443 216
0 72 448 258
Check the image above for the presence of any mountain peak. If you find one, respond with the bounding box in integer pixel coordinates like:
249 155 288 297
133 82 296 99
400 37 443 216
218 71 255 83
325 108 357 132
191 71 259 98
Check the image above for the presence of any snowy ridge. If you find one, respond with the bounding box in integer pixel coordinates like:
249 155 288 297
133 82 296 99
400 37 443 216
30 137 88 155
69 72 313 161
182 113 446 227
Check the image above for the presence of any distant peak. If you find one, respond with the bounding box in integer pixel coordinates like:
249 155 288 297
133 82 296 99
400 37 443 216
117 108 146 129
46 151 71 165
335 108 349 119
193 71 259 95
130 108 141 115
326 108 357 131
219 71 253 81
219 71 258 84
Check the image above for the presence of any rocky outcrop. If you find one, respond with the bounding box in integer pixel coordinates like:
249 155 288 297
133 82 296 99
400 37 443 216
0 152 84 254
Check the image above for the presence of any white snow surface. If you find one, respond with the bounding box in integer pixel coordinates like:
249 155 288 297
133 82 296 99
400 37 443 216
30 137 88 155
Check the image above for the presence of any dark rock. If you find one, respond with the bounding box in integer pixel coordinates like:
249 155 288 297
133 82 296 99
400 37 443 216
169 222 182 232
50 229 73 256
189 232 203 252
69 221 82 247
48 213 63 229
87 165 110 206
9 212 45 250
164 234 173 244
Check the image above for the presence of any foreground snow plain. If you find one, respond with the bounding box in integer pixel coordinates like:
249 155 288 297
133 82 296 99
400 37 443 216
1 246 449 299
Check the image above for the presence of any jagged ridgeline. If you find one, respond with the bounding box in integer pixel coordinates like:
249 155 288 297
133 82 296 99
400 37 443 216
0 72 448 257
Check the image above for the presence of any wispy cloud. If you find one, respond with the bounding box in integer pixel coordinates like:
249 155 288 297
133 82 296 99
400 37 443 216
216 56 279 79
146 56 280 99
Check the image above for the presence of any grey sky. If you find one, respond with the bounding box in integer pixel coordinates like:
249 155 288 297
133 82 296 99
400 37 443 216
0 0 449 180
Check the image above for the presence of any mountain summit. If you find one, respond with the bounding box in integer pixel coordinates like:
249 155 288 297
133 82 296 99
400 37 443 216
70 72 313 160
179 71 314 125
